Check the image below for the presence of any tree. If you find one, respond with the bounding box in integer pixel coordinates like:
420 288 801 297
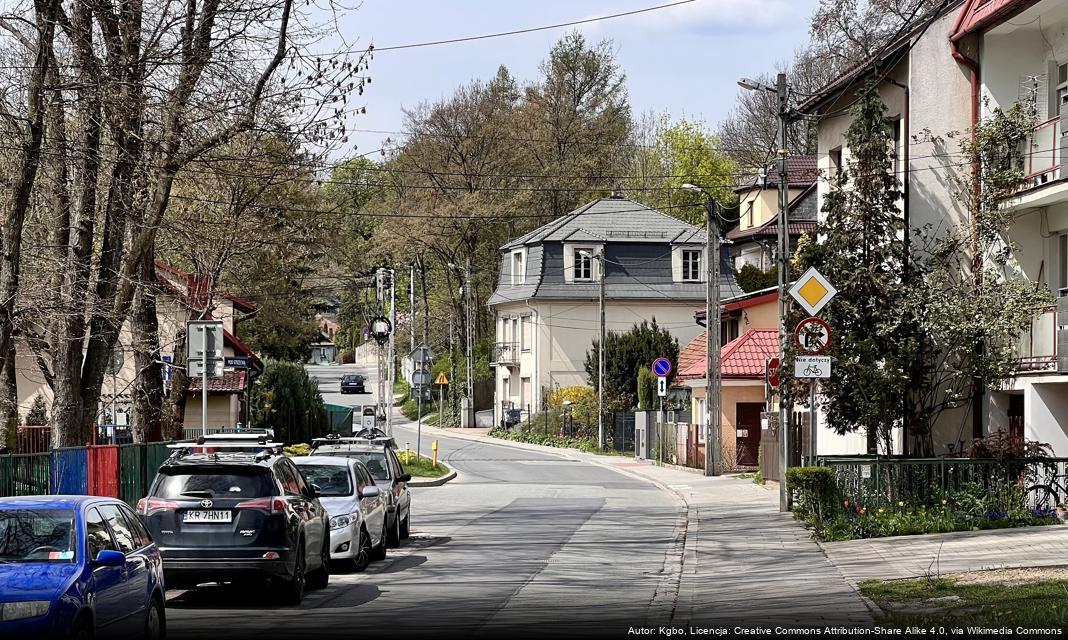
737 265 779 293
585 320 679 409
25 394 48 426
250 361 326 444
637 368 658 410
904 103 1052 454
791 84 910 453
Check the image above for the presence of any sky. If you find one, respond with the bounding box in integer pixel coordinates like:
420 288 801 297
328 0 821 157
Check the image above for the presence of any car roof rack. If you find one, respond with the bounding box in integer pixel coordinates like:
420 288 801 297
166 437 285 461
311 431 395 449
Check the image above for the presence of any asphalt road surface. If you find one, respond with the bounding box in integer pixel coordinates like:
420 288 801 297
165 363 680 640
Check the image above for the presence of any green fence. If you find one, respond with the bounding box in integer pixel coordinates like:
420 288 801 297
816 456 1068 508
0 453 50 497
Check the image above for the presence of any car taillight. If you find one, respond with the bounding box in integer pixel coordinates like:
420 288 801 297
235 498 287 514
137 498 179 516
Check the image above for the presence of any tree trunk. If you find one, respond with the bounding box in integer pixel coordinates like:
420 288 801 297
162 328 190 440
131 251 163 443
0 0 59 449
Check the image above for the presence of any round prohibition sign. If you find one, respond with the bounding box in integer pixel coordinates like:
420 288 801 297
794 317 832 355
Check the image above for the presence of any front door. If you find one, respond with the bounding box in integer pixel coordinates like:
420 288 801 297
735 403 765 467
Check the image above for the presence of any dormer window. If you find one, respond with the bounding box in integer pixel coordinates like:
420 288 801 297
682 250 702 282
511 250 525 286
574 249 594 281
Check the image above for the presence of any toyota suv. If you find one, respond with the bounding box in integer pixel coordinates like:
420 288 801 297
137 441 330 604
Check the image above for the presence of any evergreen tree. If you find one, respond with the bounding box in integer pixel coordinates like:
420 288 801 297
793 83 911 453
585 320 679 409
25 393 48 426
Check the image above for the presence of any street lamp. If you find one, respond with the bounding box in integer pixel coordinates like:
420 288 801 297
681 183 723 477
447 261 475 428
739 72 792 511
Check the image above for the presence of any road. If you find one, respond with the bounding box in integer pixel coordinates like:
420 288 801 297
165 363 681 639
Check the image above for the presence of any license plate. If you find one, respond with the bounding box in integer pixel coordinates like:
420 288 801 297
183 510 232 523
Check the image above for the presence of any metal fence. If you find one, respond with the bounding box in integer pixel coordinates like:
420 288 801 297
816 456 1068 508
0 441 174 507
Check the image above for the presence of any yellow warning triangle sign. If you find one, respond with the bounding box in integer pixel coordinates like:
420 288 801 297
434 372 449 385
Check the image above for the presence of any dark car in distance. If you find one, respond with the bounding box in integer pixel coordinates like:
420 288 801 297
137 443 330 605
340 374 367 394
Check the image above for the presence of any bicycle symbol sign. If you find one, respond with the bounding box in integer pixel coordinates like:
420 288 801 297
795 356 831 379
794 317 832 355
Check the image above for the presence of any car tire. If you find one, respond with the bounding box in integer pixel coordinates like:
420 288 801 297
145 595 166 640
386 512 401 548
70 614 94 640
351 527 372 572
400 510 410 540
371 520 387 561
308 538 330 590
281 541 306 605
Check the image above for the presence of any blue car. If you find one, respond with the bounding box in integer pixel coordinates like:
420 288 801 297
0 496 166 639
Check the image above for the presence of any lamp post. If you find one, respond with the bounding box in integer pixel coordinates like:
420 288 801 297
447 261 475 428
681 183 722 477
739 72 792 511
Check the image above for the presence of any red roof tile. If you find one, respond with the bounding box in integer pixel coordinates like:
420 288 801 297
678 329 779 380
678 332 706 375
188 369 247 394
154 261 257 312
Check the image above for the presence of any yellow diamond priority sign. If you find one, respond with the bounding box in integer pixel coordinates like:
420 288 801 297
788 267 837 316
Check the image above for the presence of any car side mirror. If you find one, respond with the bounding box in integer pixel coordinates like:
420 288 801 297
360 486 381 498
398 474 412 483
308 484 322 498
95 550 126 567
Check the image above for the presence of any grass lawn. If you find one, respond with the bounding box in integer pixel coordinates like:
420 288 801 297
860 569 1068 629
396 452 449 478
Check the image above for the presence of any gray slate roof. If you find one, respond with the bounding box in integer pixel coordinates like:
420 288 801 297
501 197 706 250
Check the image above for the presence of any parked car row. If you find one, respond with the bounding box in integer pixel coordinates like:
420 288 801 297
0 430 414 639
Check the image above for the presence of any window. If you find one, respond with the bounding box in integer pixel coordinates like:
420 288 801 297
274 463 302 496
512 318 519 349
521 316 532 352
155 469 273 499
511 250 525 286
118 504 152 549
682 250 702 282
1059 234 1067 295
721 318 740 346
521 377 531 408
830 147 843 182
891 118 902 180
695 399 706 444
746 200 754 228
574 249 594 281
86 508 116 560
99 505 136 554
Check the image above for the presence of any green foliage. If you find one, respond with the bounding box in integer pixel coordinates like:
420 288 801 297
636 369 657 410
547 386 598 435
241 278 321 362
786 466 838 523
24 394 48 426
250 361 327 444
754 445 765 485
396 453 449 479
489 426 627 456
401 396 439 421
283 443 311 457
736 264 778 293
585 320 679 409
791 84 910 451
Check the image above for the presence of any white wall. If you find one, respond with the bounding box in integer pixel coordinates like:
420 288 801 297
1027 380 1068 455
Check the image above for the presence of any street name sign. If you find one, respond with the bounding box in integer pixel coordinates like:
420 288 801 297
225 356 251 369
788 267 837 316
795 317 832 355
795 355 831 379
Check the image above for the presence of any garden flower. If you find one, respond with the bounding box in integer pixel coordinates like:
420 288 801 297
942 499 947 505
897 501 905 507
843 500 850 508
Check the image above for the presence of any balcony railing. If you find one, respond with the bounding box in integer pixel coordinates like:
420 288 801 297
492 342 519 366
1026 115 1062 188
1016 303 1058 373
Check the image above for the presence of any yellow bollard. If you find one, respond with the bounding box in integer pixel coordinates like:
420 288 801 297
432 439 438 467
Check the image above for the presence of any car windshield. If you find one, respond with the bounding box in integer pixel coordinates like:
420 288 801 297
295 465 353 497
154 468 274 499
0 509 76 563
319 451 390 481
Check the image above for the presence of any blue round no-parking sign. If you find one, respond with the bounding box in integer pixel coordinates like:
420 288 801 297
652 357 672 377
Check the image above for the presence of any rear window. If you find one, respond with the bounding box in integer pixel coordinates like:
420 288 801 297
343 375 362 383
295 465 353 497
154 467 274 499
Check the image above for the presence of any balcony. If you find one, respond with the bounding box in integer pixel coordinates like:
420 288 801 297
492 342 519 366
1009 115 1068 212
1016 302 1061 374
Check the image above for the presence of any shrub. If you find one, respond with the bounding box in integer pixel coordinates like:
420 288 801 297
787 466 838 524
339 350 355 364
736 264 778 293
969 431 1052 459
25 394 48 426
637 369 657 410
251 361 327 444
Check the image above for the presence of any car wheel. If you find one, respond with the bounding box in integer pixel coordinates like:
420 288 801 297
281 541 306 605
308 538 330 590
70 614 94 640
386 512 401 548
145 596 166 640
351 527 372 572
400 510 410 539
370 520 387 561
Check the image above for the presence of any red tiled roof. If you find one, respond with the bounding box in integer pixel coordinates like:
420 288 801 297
153 261 257 312
188 369 247 394
678 329 779 380
678 332 706 375
734 156 818 193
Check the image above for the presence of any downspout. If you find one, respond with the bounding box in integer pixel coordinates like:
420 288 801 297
885 75 911 456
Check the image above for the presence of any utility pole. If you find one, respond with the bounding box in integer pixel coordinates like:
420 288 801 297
449 313 456 423
682 184 723 477
410 262 416 355
775 71 791 512
597 249 606 451
388 268 396 436
464 258 474 428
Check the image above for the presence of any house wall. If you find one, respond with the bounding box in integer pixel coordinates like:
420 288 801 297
738 187 806 232
736 298 778 333
182 395 240 431
1026 379 1068 455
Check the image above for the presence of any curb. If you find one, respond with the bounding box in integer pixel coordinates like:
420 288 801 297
408 469 457 487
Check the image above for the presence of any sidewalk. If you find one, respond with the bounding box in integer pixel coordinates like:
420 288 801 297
404 421 875 627
821 525 1068 585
